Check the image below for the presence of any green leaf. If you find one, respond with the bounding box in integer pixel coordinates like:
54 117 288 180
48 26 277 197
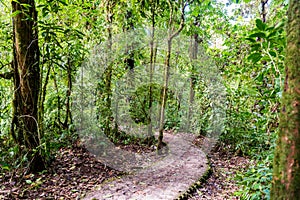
269 51 277 57
0 163 10 171
261 56 271 62
253 183 260 190
58 0 67 6
20 3 31 9
275 21 285 29
249 32 266 38
251 44 261 51
266 26 275 31
245 37 256 43
248 53 262 63
11 10 22 17
267 31 277 38
255 19 265 30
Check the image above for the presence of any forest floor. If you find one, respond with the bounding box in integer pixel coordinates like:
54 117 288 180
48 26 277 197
190 137 252 199
0 133 251 200
0 146 121 199
84 132 208 199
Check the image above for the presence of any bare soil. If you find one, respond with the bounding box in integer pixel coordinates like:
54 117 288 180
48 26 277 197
0 134 251 200
84 132 208 200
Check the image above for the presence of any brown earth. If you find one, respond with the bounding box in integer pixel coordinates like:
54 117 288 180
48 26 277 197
189 137 252 199
0 146 120 199
84 132 208 200
0 133 250 200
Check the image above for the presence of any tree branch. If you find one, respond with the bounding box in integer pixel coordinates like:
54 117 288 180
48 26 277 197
0 61 13 79
170 0 189 40
0 71 13 79
0 60 11 70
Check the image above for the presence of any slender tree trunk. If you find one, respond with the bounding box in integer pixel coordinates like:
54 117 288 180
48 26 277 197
52 70 61 126
114 82 119 131
105 1 113 136
157 0 187 150
271 1 300 199
63 57 73 128
147 0 157 145
187 33 199 132
261 0 269 23
99 0 116 136
158 38 172 150
11 0 46 172
38 62 51 137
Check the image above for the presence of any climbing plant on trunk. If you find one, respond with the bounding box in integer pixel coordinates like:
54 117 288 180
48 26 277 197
271 0 300 199
96 0 116 137
11 0 46 172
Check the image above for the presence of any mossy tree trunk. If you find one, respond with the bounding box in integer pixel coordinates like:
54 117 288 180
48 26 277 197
97 0 116 137
11 0 46 172
271 1 300 199
104 0 115 136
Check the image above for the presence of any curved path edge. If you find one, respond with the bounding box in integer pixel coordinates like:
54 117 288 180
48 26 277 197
84 132 208 200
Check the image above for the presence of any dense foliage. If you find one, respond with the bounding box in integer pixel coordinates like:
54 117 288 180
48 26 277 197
0 0 289 199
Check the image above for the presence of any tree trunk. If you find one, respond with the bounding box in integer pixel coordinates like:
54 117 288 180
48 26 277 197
38 62 51 137
261 0 268 23
98 0 116 137
158 38 172 150
63 57 73 129
52 70 62 126
271 1 300 199
11 0 46 172
187 33 199 132
157 0 187 150
147 0 157 145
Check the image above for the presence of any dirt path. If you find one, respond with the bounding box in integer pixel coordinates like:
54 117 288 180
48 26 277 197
84 132 208 200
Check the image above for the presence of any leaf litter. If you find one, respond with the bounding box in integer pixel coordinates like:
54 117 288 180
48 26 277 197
0 135 251 200
0 145 121 199
189 136 252 200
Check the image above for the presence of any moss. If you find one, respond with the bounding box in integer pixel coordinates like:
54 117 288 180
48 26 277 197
271 0 300 199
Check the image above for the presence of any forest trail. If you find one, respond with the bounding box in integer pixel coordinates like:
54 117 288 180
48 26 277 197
84 132 208 200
